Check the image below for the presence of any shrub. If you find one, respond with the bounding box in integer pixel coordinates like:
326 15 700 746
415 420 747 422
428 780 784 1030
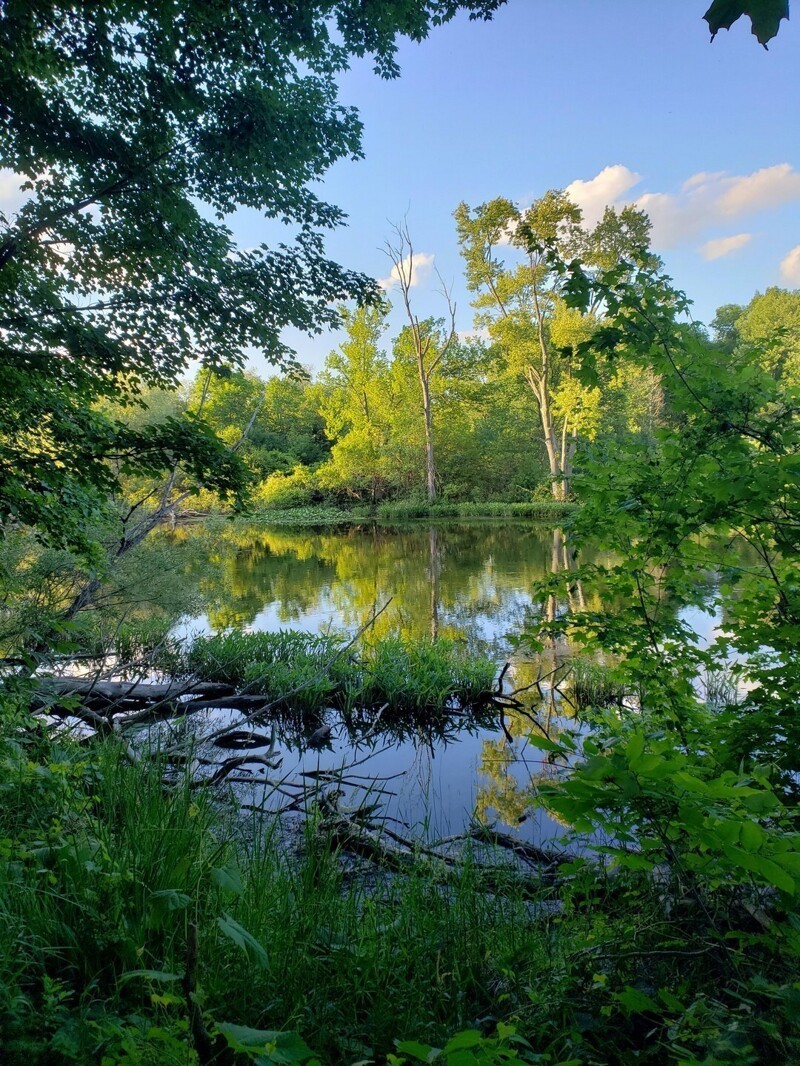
254 466 317 510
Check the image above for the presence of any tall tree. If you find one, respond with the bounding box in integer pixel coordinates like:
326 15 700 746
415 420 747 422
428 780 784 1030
318 305 398 502
455 193 655 499
734 288 800 389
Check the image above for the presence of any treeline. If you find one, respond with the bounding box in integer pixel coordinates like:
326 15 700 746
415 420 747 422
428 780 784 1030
109 187 800 517
119 284 800 516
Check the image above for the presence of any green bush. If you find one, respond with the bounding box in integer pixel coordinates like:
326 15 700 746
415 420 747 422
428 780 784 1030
254 466 317 511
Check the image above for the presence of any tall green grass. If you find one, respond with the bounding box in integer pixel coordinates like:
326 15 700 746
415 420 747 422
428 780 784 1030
250 505 372 526
185 631 496 716
375 500 577 522
567 657 627 713
0 723 549 1063
4 699 798 1063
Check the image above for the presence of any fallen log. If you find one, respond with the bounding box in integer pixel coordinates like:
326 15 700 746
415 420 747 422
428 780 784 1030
469 824 571 868
34 678 235 701
324 815 562 898
181 695 270 713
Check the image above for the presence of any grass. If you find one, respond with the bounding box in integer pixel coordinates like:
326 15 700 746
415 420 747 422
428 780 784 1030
567 657 627 713
0 723 550 1063
185 630 496 718
375 500 578 523
249 505 372 526
245 500 578 528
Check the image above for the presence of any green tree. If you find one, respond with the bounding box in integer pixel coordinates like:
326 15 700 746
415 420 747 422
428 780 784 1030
317 305 399 502
734 287 800 388
710 302 745 354
455 192 655 500
0 0 504 553
186 370 328 488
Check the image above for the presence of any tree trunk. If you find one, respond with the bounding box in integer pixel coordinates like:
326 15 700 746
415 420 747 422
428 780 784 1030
533 381 566 501
419 368 437 502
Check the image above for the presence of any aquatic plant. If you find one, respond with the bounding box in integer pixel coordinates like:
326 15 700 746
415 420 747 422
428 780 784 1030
185 630 495 718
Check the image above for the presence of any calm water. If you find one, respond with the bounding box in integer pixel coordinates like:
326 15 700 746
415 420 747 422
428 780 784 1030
162 520 715 845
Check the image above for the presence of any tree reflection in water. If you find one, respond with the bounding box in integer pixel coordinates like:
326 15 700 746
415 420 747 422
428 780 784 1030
162 519 608 836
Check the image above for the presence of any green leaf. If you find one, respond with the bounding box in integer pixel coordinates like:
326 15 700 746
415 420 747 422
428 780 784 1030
614 987 660 1014
211 863 245 896
740 819 765 853
704 0 789 46
626 732 645 765
525 734 571 754
442 1030 482 1054
394 1040 440 1062
217 914 270 969
613 851 656 872
148 889 191 912
658 988 686 1012
118 970 182 984
723 846 796 893
672 771 711 795
216 1024 316 1063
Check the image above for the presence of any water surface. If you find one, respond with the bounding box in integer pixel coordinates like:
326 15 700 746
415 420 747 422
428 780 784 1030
162 521 611 845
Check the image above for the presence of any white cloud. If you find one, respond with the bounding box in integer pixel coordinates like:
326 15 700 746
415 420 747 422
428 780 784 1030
378 251 435 291
780 244 800 286
564 165 641 227
563 162 800 250
495 217 520 247
699 233 752 260
633 190 707 246
682 171 727 192
637 164 800 247
717 164 800 217
457 326 489 343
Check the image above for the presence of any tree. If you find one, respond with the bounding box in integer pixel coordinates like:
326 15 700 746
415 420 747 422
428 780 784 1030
0 0 505 553
317 305 398 502
734 288 800 389
385 223 457 502
455 192 655 500
710 302 745 354
546 252 800 783
186 370 328 486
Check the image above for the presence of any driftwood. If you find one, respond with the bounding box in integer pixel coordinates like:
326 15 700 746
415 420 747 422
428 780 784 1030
468 824 570 869
181 694 270 713
36 678 235 702
323 813 564 898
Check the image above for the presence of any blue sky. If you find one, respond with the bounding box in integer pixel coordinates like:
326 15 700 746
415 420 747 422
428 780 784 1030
239 0 800 375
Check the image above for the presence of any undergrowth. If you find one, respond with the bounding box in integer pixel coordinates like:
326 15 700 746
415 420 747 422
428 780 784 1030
375 501 577 522
0 711 546 1064
2 692 799 1063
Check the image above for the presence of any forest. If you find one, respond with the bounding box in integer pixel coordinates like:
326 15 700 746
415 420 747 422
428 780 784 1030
1 2 799 1064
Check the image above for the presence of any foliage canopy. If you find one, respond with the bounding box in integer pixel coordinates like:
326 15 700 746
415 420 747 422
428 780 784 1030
0 0 504 550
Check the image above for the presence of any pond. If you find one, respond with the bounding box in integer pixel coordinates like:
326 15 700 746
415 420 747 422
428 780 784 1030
160 519 717 847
